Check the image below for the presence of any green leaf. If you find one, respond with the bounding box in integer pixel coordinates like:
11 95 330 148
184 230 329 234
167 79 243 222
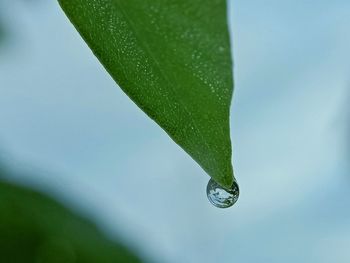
58 0 235 189
0 19 6 45
0 176 141 262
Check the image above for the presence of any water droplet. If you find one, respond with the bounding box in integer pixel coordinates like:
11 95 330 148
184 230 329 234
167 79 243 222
206 178 239 208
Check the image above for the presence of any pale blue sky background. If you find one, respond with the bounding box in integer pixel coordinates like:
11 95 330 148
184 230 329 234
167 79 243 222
0 0 350 262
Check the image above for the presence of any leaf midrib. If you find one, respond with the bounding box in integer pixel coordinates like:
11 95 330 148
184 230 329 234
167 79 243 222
114 1 216 169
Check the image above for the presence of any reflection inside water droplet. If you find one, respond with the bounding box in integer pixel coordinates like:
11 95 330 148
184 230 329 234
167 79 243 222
206 179 239 208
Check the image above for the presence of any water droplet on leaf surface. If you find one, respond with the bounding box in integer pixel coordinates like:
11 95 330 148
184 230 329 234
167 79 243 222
206 178 239 208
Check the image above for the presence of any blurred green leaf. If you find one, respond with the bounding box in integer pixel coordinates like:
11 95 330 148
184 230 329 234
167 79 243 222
0 175 141 262
58 0 235 189
0 21 6 44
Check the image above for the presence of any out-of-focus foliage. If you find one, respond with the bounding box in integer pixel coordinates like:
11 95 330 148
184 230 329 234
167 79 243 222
0 19 6 44
0 169 141 263
0 0 39 46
